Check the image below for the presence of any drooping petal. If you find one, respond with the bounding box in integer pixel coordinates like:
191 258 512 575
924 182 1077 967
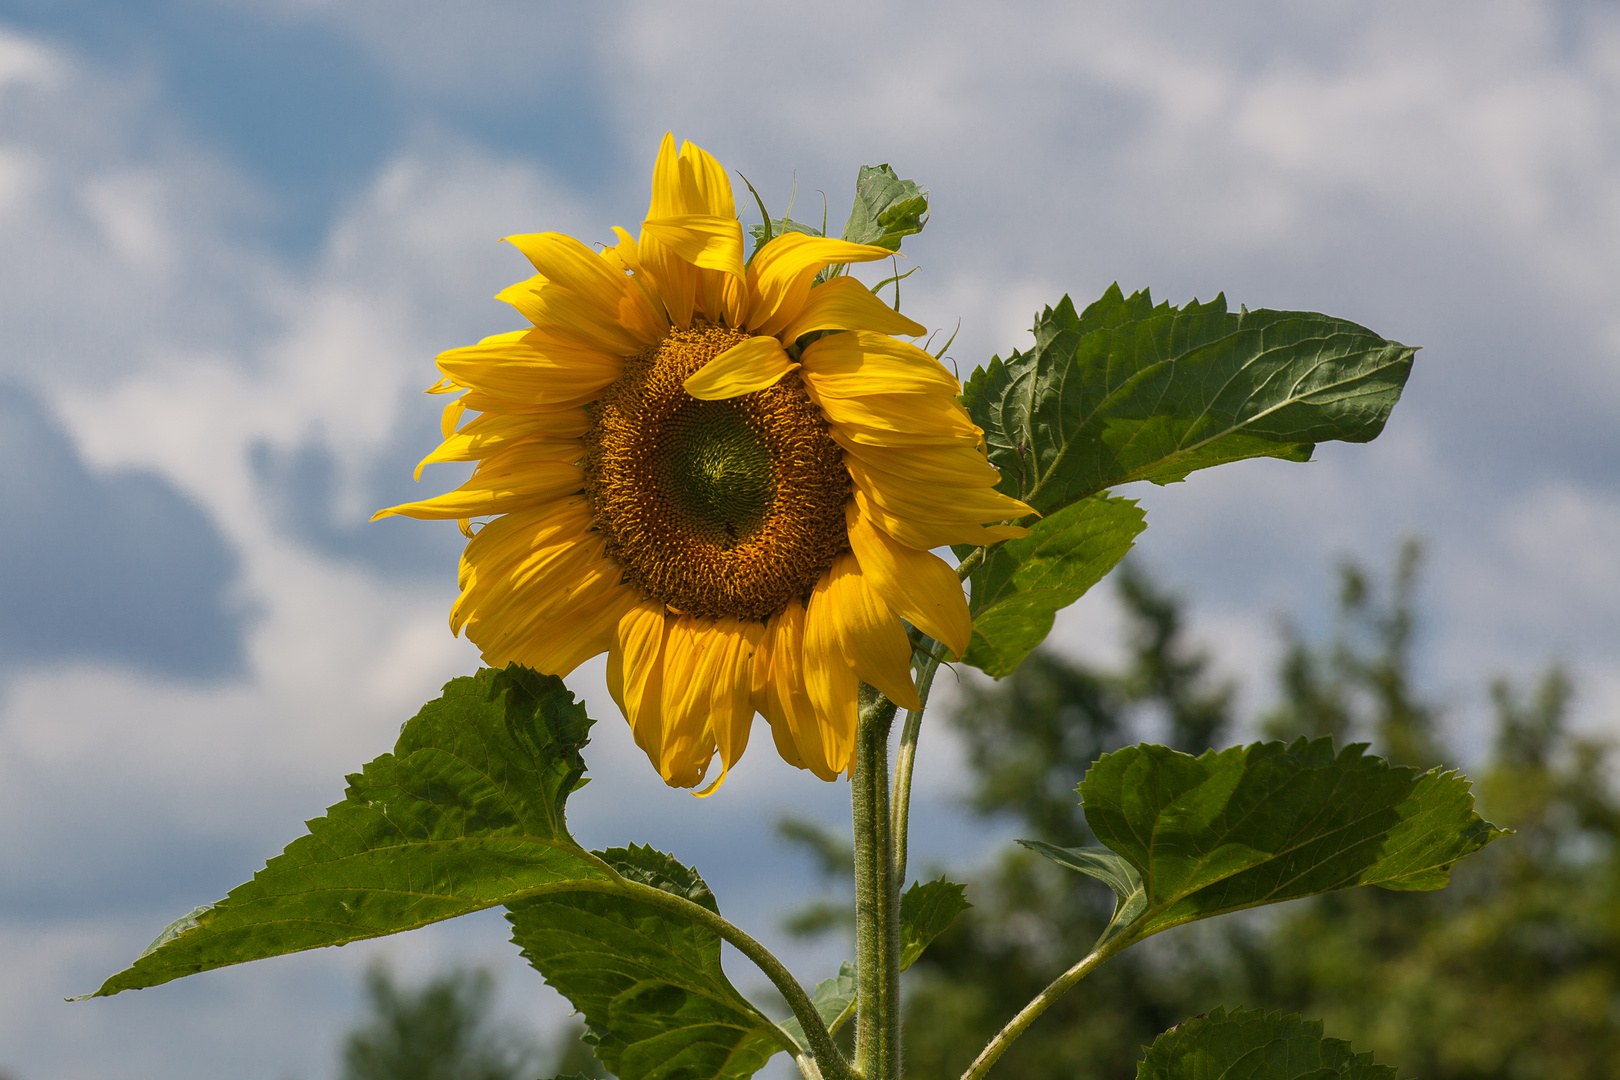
746 234 898 338
816 551 920 710
778 274 927 343
800 331 961 397
840 440 1006 489
846 505 971 660
657 617 721 788
608 601 672 772
792 597 857 779
694 617 764 797
682 335 799 400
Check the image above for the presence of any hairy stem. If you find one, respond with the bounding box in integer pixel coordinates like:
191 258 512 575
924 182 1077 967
891 650 943 885
852 685 902 1080
958 935 1133 1080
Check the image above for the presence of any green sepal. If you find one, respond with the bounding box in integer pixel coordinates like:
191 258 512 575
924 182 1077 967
839 164 928 251
776 878 970 1055
85 666 612 997
506 845 788 1080
957 494 1146 677
1137 1007 1395 1080
1081 739 1507 942
960 286 1417 516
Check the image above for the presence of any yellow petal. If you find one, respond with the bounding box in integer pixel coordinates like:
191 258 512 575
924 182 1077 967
846 455 1033 524
414 414 586 479
657 618 719 787
640 214 746 279
851 487 1031 550
846 505 971 660
779 275 927 343
683 336 799 400
819 551 921 711
800 331 960 397
496 275 650 354
678 139 736 219
796 594 859 779
840 439 1007 490
373 445 582 521
435 340 619 408
694 617 764 797
810 389 984 447
503 231 665 343
609 601 672 769
493 578 637 677
746 234 898 338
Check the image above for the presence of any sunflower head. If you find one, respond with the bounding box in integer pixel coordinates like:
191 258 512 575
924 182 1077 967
377 135 1033 792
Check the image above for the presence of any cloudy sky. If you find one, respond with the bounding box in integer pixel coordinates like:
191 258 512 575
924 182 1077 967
2 2 1618 1077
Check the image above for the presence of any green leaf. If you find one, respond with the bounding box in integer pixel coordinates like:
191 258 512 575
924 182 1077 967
777 879 970 1056
899 877 972 970
1018 841 1146 945
506 845 788 1080
778 961 857 1057
1137 1007 1395 1080
961 286 1417 516
958 494 1146 677
1081 739 1507 941
839 164 928 252
87 666 613 997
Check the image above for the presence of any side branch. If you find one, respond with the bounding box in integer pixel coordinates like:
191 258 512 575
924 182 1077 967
959 935 1133 1080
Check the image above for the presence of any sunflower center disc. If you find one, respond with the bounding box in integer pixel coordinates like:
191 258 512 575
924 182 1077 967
584 324 851 621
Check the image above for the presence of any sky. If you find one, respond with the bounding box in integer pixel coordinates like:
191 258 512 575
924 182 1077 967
1 1 1618 1077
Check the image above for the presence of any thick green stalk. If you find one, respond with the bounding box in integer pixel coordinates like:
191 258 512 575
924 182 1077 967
852 685 901 1080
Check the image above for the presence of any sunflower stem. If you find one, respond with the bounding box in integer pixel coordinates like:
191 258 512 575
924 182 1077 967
891 649 943 885
852 684 901 1080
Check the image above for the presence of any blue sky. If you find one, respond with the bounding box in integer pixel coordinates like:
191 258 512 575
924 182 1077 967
2 2 1619 1077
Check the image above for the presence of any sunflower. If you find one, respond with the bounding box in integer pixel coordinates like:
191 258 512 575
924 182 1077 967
377 135 1033 792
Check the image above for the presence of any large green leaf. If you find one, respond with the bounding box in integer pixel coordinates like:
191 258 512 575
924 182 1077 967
777 878 970 1055
961 286 1416 516
1080 739 1506 941
839 164 928 251
506 845 789 1080
1137 1007 1395 1080
88 666 614 997
958 494 1146 677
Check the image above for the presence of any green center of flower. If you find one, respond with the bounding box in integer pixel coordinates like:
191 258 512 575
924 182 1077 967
663 406 775 546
